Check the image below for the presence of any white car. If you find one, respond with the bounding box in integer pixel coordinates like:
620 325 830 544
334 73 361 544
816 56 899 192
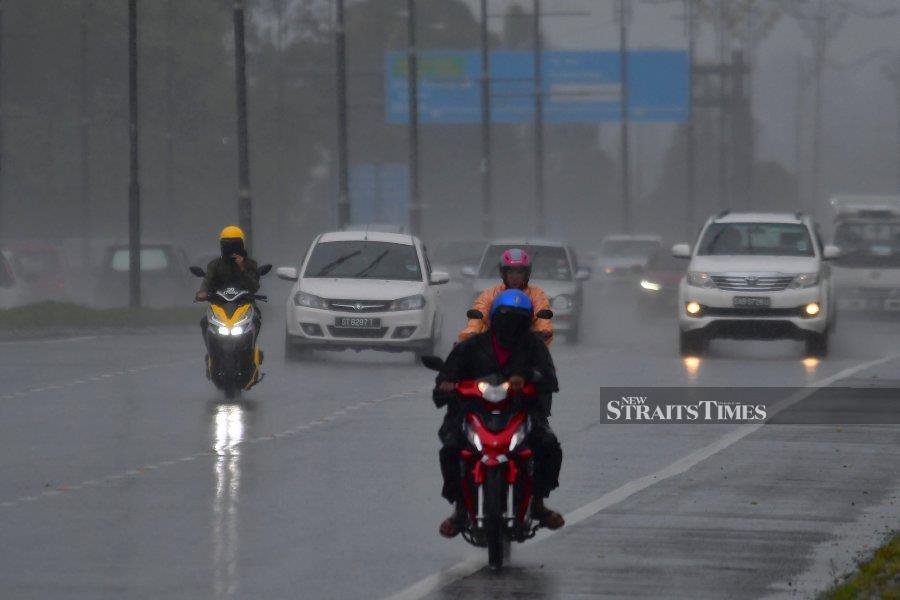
278 230 449 360
673 212 839 357
0 249 29 309
463 239 590 343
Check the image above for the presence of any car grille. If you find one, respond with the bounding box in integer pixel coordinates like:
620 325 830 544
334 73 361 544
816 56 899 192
327 299 392 312
702 306 804 318
711 274 794 292
327 326 389 339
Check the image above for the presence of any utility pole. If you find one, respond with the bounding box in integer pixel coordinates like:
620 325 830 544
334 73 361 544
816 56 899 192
80 0 91 269
233 0 253 250
617 0 631 232
0 0 5 239
336 0 350 229
715 0 728 210
532 0 545 236
164 0 175 237
128 0 141 307
794 57 813 208
407 0 422 236
685 0 696 235
885 60 900 192
480 0 493 239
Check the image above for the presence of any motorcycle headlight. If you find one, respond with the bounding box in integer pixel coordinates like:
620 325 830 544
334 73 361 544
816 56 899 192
217 325 230 336
390 294 425 311
294 291 328 309
466 427 483 452
230 325 244 336
790 272 819 289
687 271 715 288
551 295 573 310
477 380 509 403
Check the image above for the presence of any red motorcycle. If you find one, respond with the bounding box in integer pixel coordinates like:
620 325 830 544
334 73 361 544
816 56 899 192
423 356 542 570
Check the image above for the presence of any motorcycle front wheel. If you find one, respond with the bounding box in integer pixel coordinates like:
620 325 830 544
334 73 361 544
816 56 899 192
483 468 508 570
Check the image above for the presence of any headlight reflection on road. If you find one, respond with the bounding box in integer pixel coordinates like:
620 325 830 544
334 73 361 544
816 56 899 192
212 404 246 598
682 356 702 380
802 357 820 377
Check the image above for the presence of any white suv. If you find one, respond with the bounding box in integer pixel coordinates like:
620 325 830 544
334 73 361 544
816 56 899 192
673 212 840 357
277 230 449 360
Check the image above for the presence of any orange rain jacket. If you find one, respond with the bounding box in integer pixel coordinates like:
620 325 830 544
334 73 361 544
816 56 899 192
458 283 554 346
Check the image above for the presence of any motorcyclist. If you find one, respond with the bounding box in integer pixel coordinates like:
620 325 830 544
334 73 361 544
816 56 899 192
459 248 554 346
435 289 565 538
196 226 261 354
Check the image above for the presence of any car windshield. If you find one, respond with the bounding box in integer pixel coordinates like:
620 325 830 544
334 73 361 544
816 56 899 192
600 240 659 258
645 250 686 271
304 240 422 281
479 245 572 281
111 248 170 271
833 222 900 267
432 241 485 265
697 223 814 257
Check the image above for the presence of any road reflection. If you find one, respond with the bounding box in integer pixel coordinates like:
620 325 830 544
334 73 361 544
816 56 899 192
210 401 251 599
682 356 702 381
802 356 820 379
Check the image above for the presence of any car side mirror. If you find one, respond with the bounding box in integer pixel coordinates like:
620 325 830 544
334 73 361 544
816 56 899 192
822 245 841 260
466 309 484 320
671 243 692 259
461 265 477 278
430 271 450 285
189 266 206 278
259 264 273 276
420 355 445 371
276 266 299 281
536 309 553 320
575 267 591 281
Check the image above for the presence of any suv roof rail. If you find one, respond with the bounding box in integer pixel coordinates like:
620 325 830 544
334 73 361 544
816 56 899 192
716 209 730 218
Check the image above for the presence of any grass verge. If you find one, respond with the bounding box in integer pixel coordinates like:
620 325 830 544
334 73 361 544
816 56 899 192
0 301 203 330
821 534 900 599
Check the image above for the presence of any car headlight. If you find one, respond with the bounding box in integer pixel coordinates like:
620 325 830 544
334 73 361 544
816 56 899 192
551 294 573 310
686 271 715 288
466 427 483 452
790 272 819 289
390 294 425 311
294 291 328 309
640 279 662 292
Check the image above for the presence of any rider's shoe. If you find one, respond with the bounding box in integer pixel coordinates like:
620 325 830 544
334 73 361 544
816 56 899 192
533 498 565 530
439 504 467 538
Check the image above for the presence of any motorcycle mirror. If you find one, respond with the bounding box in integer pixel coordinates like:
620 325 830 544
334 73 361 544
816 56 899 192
259 264 273 276
466 309 484 320
536 309 553 320
189 266 206 278
420 355 445 371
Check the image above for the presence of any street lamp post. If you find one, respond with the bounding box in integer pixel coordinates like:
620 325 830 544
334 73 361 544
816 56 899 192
336 0 350 229
128 0 141 307
407 0 422 236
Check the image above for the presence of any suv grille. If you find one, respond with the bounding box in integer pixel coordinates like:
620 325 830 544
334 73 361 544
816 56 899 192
327 299 392 312
711 274 794 292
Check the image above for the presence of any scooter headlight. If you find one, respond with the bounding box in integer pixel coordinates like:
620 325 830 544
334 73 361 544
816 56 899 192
230 326 244 336
217 325 230 336
477 381 509 403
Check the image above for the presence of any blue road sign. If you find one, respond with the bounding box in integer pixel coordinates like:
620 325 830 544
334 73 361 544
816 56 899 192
386 50 688 124
349 164 409 227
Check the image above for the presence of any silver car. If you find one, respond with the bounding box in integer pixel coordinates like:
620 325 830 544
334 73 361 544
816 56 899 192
463 240 591 344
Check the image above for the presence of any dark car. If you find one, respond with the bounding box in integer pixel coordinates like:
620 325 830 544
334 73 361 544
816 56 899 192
431 240 486 280
637 248 685 316
94 242 193 307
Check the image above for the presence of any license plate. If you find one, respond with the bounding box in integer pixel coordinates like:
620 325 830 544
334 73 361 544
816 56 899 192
335 317 381 329
733 296 770 308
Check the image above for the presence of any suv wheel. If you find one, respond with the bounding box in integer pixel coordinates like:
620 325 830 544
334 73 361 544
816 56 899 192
679 330 708 356
804 331 829 357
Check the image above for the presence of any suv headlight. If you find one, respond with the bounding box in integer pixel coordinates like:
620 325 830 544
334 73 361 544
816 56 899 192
551 294 573 310
790 272 819 289
390 294 425 311
294 291 328 309
686 271 715 288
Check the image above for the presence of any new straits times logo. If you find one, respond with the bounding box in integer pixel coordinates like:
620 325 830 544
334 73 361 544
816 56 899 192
606 395 767 423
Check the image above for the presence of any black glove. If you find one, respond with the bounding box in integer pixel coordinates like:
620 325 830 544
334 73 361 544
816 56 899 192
432 389 458 409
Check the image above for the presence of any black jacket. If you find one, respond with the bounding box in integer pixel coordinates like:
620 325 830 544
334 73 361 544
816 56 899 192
201 257 260 294
433 331 558 407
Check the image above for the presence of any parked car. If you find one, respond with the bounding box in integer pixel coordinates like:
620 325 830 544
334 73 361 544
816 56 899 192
463 239 590 343
0 248 28 309
1 242 67 302
278 229 449 360
94 242 194 307
673 211 838 357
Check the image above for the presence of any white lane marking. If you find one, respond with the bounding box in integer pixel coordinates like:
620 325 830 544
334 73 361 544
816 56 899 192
0 335 99 346
384 354 899 600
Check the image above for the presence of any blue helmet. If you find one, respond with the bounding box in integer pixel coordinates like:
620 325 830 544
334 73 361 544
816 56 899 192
490 289 533 321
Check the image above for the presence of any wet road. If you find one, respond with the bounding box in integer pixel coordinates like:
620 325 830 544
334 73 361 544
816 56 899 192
1 283 898 599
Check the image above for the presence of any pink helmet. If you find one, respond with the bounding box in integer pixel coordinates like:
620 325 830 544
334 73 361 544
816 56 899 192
499 248 532 284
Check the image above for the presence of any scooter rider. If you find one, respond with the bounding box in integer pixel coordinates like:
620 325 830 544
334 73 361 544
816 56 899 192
459 249 554 346
196 225 261 352
435 289 565 538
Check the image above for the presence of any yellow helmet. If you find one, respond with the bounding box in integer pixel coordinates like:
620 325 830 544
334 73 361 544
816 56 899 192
219 225 245 241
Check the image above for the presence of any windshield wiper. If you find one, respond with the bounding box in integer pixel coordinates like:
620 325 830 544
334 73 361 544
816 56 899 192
316 250 362 276
355 250 390 278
